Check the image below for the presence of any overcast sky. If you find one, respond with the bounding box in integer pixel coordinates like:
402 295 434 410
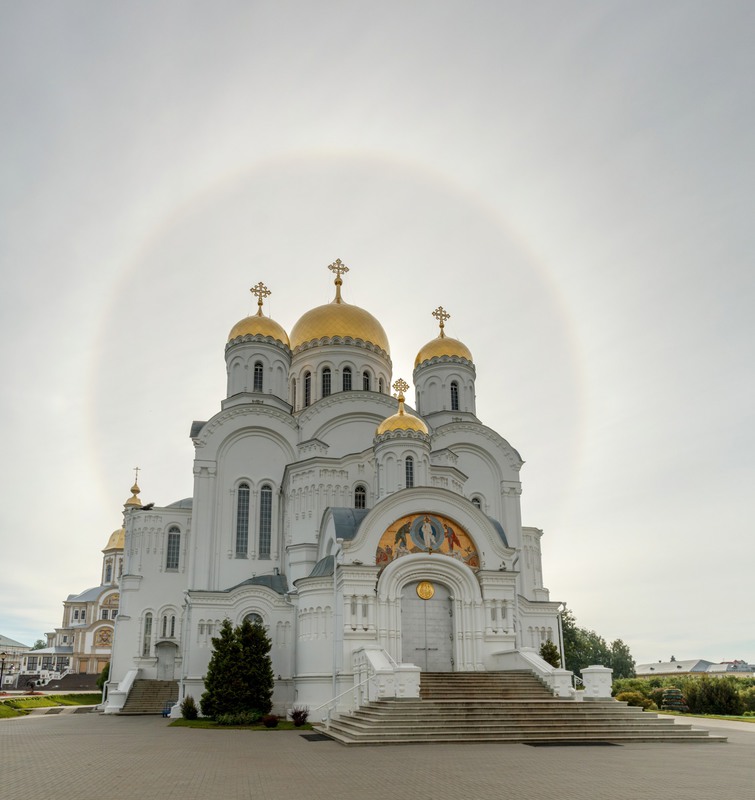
1 1 753 666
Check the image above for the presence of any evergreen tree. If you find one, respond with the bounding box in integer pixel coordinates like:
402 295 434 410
200 619 249 718
607 639 636 679
238 618 274 714
539 640 561 668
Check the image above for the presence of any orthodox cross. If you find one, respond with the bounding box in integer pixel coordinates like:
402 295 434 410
393 378 409 399
133 466 140 484
250 281 271 315
328 258 349 301
432 306 450 337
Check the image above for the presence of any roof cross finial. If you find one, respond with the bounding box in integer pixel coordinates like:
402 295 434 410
328 258 349 303
432 306 451 338
392 378 409 414
133 466 140 484
250 281 271 316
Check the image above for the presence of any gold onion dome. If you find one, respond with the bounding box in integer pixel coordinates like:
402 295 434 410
414 306 473 367
104 527 125 551
228 282 290 346
377 379 429 435
124 471 142 508
290 260 390 354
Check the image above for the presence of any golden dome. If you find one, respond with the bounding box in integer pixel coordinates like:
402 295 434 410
414 305 473 367
103 527 125 551
290 260 390 354
124 480 142 508
228 313 290 346
376 379 429 435
228 281 290 346
414 334 473 367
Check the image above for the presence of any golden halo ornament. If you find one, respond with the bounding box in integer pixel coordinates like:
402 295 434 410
416 581 435 600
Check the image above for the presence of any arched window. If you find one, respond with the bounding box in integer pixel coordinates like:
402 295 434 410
142 613 152 656
304 372 311 407
405 456 414 488
379 378 384 393
362 371 371 391
259 484 272 559
162 615 168 638
244 612 263 625
105 561 112 583
236 484 250 557
342 367 352 392
354 485 366 509
472 497 482 509
450 381 459 411
322 367 331 398
170 615 176 638
253 361 264 392
166 526 180 570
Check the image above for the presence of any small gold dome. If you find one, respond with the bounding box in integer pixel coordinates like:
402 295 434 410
103 527 125 551
124 481 142 508
376 379 428 435
414 334 473 367
228 313 290 346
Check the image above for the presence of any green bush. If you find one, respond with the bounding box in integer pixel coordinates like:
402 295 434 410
685 676 744 716
96 662 110 691
180 695 198 720
615 691 656 710
215 710 262 726
740 686 755 712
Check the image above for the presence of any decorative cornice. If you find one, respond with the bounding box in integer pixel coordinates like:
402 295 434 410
413 354 476 374
374 428 431 445
432 422 523 471
295 390 395 426
193 403 298 448
292 335 392 363
225 334 292 356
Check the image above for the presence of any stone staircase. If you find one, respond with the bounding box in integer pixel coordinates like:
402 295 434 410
315 671 726 746
119 679 178 715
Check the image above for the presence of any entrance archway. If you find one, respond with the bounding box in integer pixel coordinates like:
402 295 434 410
401 581 453 671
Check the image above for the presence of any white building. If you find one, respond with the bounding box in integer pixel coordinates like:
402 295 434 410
105 262 564 714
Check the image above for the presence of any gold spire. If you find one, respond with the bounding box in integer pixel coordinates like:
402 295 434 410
124 468 142 508
432 306 451 339
393 378 410 415
250 281 271 316
328 258 349 303
376 379 429 435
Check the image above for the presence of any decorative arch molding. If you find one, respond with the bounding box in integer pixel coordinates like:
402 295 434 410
212 422 297 465
188 584 293 619
341 486 514 565
431 423 523 472
193 405 298 451
377 552 483 604
296 390 395 429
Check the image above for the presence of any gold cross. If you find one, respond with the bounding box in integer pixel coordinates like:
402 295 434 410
328 259 349 302
432 306 450 336
133 466 140 484
393 378 409 397
250 282 271 314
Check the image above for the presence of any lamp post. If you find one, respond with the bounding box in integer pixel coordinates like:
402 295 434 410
0 652 6 691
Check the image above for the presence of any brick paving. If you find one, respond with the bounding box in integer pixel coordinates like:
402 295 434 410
1 713 753 800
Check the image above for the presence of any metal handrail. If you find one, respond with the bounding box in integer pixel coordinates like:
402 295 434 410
312 674 372 728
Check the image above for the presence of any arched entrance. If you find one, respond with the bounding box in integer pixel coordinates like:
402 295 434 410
155 642 177 680
401 580 453 671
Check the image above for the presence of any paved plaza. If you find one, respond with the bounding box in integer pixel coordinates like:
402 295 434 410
1 712 754 800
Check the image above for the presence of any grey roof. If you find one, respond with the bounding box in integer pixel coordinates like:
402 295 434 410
66 585 108 602
28 646 74 655
226 573 289 594
637 659 714 674
309 555 335 578
0 634 30 649
487 516 509 547
330 507 371 540
165 497 193 509
190 420 207 438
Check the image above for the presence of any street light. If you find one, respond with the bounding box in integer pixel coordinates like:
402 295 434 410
0 652 6 691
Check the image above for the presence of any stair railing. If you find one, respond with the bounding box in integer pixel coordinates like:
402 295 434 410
311 674 372 729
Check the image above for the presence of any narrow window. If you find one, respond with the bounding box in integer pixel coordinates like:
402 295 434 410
112 610 118 619
379 378 384 393
354 485 366 509
259 484 272 558
253 361 264 392
304 372 311 407
362 371 371 391
74 609 79 620
166 527 180 570
236 483 250 556
142 613 152 656
450 381 459 411
322 367 331 398
80 609 86 623
101 609 108 620
170 615 176 638
290 378 296 407
405 456 414 488
105 562 112 583
342 367 352 392
162 615 168 638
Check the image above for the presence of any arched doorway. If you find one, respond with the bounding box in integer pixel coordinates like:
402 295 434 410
401 580 453 672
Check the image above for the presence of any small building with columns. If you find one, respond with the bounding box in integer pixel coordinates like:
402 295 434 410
105 261 564 714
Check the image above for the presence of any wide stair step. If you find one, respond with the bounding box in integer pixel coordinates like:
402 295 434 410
119 679 178 715
314 671 726 746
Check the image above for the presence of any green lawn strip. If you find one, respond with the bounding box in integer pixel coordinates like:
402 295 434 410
0 704 27 719
170 719 313 731
3 693 101 709
656 710 755 723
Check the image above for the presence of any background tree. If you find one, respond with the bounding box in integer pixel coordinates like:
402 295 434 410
238 618 274 714
200 619 248 718
607 639 636 680
561 607 635 678
31 639 46 650
96 661 109 691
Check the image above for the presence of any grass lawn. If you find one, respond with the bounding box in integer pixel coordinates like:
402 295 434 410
2 693 101 710
658 710 755 723
0 703 26 719
170 719 313 731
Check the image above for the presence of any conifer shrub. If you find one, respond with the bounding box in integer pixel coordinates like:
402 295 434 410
539 640 561 668
180 695 198 720
290 706 310 726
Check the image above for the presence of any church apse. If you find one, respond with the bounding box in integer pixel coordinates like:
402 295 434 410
375 513 479 570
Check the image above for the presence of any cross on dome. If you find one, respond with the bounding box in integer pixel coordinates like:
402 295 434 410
393 378 409 399
250 281 271 315
328 259 349 302
432 306 450 338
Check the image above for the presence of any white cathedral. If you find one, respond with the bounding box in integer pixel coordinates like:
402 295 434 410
105 261 565 716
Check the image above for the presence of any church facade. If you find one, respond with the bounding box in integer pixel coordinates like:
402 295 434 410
105 261 562 714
